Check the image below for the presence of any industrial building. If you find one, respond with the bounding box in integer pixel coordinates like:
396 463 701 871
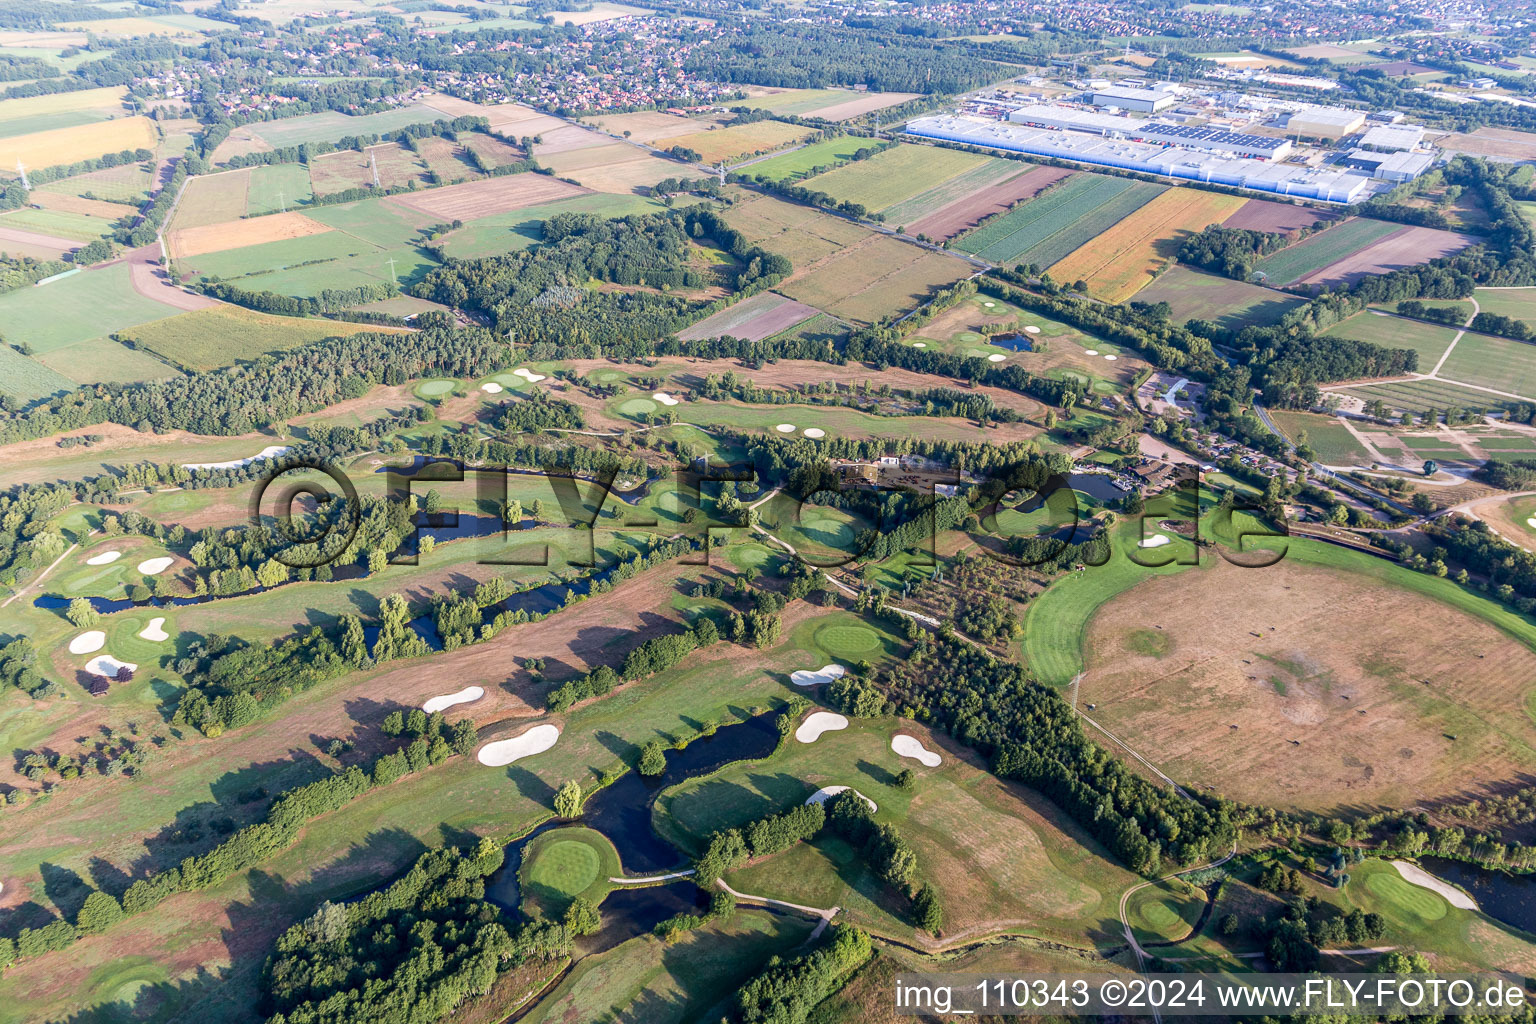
1089 85 1178 113
1285 106 1367 139
1358 124 1425 151
904 115 1378 203
1007 104 1136 135
1343 148 1436 182
1134 122 1293 160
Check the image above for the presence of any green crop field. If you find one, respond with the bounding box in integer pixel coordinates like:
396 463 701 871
34 335 180 386
0 205 116 241
34 161 153 202
1268 410 1372 464
740 135 878 181
1474 287 1536 322
1438 330 1536 399
308 197 429 249
116 307 377 371
878 156 1021 226
1253 217 1402 286
245 104 451 149
438 193 660 260
1324 311 1460 366
245 163 314 216
1135 266 1304 331
0 342 76 401
802 143 992 213
728 87 856 116
0 263 174 352
1343 378 1511 413
956 175 1163 266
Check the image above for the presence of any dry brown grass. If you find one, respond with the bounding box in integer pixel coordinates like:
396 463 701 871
389 172 587 220
1079 557 1536 812
167 210 332 258
0 115 157 172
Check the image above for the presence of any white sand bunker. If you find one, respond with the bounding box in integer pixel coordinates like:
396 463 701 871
85 550 121 566
137 556 174 575
988 353 1006 362
183 445 291 471
795 711 849 744
138 617 169 642
1084 349 1099 356
480 382 504 394
803 428 826 439
1138 534 1171 548
424 685 484 713
805 785 877 812
790 664 846 687
85 654 137 678
652 392 680 406
775 423 796 433
1526 517 1536 529
1393 860 1477 910
478 723 560 766
891 734 942 767
1104 354 1118 361
1024 325 1041 334
512 367 546 383
69 631 106 655
911 342 927 348
983 302 995 307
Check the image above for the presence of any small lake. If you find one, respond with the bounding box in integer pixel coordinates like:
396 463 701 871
1420 857 1536 934
988 332 1034 352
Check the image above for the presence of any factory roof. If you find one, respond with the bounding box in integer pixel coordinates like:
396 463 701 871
1359 124 1426 150
1138 122 1290 152
1287 106 1366 127
1092 85 1177 102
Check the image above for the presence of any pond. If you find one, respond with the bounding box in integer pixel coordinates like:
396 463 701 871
1419 857 1536 934
988 332 1034 352
484 712 782 949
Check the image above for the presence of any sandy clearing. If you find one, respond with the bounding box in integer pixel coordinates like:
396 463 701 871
85 654 137 678
478 723 560 766
167 210 332 259
805 785 877 812
136 556 174 575
1393 860 1477 910
182 444 290 470
138 617 169 642
891 734 942 767
424 684 485 713
68 631 106 655
85 550 121 565
795 711 849 744
790 664 846 687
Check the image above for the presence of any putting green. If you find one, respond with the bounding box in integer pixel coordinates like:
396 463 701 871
956 331 984 343
816 622 881 657
617 397 659 417
1136 898 1184 932
1365 868 1447 924
591 369 629 384
484 372 529 389
525 840 600 900
415 379 457 397
518 826 623 912
727 542 775 572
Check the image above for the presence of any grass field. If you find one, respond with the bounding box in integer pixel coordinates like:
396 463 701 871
1267 410 1372 464
245 163 314 216
0 204 117 241
0 342 76 401
0 262 173 352
654 120 812 164
1253 217 1403 287
728 87 859 116
34 335 180 387
740 136 878 182
1474 287 1536 323
115 306 379 371
170 171 250 230
1342 378 1512 413
34 161 154 203
1438 330 1536 399
439 193 660 259
243 104 451 150
0 114 155 170
956 174 1164 267
1047 188 1246 302
1135 266 1304 330
777 234 972 324
1323 311 1460 366
800 143 991 214
722 193 874 267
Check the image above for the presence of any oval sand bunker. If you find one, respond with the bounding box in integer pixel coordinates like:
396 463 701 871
86 654 137 678
86 550 121 566
891 734 942 767
137 556 174 575
790 664 846 687
481 382 504 394
803 428 825 439
1023 325 1041 334
1138 534 1171 548
988 353 1006 362
652 392 680 406
795 711 848 744
138 618 169 642
69 631 106 655
805 785 877 812
424 685 484 713
776 423 796 433
478 724 559 766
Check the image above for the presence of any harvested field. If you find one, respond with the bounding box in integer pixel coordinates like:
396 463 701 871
0 86 126 124
30 191 127 219
677 291 821 342
1434 127 1536 162
171 171 250 230
167 210 333 259
388 172 587 220
0 222 75 259
1253 217 1403 287
723 194 875 266
544 2 650 25
803 143 992 213
1221 198 1341 235
531 123 611 156
0 115 157 172
1047 188 1246 302
1136 266 1305 331
655 120 813 164
1296 225 1479 290
582 111 722 143
420 95 548 132
560 152 686 193
958 174 1164 267
779 235 972 324
1079 555 1536 811
903 164 1072 241
457 132 524 169
807 91 921 121
308 143 430 195
34 162 153 203
414 136 479 182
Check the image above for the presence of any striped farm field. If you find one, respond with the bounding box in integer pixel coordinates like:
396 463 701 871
1047 188 1246 302
878 156 1023 227
1252 217 1402 287
1342 378 1511 414
956 174 1165 267
801 143 993 213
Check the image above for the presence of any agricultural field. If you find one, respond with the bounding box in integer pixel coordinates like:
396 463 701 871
387 172 587 221
899 164 1072 241
1341 377 1514 414
956 174 1165 268
1253 217 1414 287
0 114 157 171
677 291 822 342
33 335 181 387
33 160 155 203
0 261 175 352
244 162 314 216
1219 198 1341 234
727 86 920 121
1438 330 1536 399
777 234 973 324
876 156 1026 229
1323 310 1460 366
1267 409 1373 464
308 142 431 195
737 135 880 182
1046 188 1247 302
723 192 876 267
0 339 77 401
228 103 451 153
436 192 661 260
800 143 994 214
113 306 389 371
168 210 334 259
653 119 813 164
1294 225 1480 290
581 110 727 144
0 85 127 139
535 143 685 193
1135 266 1305 330
1474 287 1536 322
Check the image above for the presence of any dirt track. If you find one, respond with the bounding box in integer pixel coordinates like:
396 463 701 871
126 244 220 311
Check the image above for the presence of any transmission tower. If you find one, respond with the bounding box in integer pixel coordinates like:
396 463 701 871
16 160 29 191
276 188 286 213
370 150 380 188
386 257 398 285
